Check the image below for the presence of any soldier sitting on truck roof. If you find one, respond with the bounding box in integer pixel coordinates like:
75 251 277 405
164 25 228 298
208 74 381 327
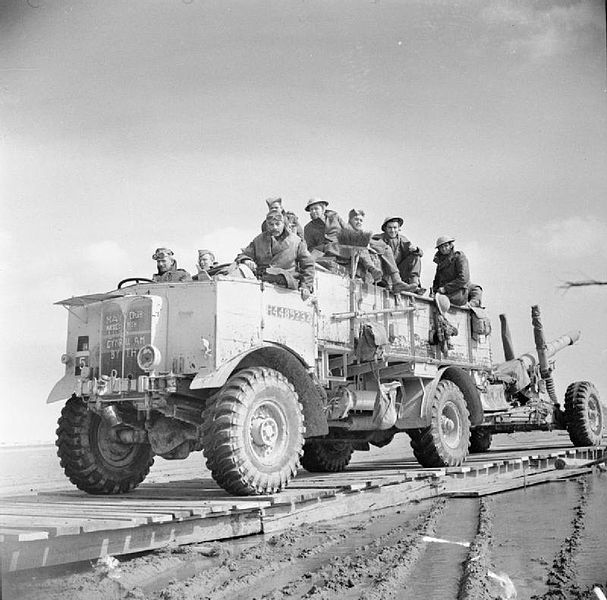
431 236 470 306
342 209 418 294
236 209 315 300
303 198 349 263
192 249 218 281
152 248 191 283
373 216 424 292
261 197 304 239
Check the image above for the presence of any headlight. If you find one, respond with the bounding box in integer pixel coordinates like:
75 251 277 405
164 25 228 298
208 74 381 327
61 354 71 365
137 344 162 371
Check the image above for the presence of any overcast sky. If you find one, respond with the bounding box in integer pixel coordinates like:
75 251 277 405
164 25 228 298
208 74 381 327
1 0 606 444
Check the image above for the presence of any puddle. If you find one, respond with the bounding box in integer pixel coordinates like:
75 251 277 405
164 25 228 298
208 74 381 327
404 497 479 599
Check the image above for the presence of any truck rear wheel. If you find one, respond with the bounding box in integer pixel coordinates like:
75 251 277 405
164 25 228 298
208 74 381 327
203 367 305 495
301 440 353 473
565 381 603 447
410 380 470 468
56 396 154 494
469 429 493 453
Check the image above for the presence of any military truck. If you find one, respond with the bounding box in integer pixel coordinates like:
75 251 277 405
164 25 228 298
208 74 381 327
48 265 604 496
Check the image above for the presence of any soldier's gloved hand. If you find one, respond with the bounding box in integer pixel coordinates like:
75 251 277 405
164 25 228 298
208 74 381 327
300 287 311 301
242 259 256 272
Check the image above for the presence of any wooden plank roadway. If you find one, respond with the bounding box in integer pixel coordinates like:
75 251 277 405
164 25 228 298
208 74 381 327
1 444 604 573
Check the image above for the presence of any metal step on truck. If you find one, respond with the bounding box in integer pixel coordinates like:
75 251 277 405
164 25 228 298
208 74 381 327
48 260 604 496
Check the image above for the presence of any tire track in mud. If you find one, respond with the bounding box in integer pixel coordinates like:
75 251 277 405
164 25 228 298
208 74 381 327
302 499 446 600
531 477 590 600
457 498 495 600
144 499 445 600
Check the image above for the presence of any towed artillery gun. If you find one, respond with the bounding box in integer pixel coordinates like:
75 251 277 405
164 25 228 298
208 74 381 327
48 264 604 496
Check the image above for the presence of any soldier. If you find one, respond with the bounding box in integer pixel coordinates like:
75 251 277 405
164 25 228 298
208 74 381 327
237 209 315 300
152 248 191 283
192 249 218 281
345 209 418 294
303 198 348 260
374 216 423 289
431 236 470 306
261 197 304 239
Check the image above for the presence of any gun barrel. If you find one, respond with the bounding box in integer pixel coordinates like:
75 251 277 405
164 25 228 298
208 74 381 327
517 330 580 371
544 330 580 358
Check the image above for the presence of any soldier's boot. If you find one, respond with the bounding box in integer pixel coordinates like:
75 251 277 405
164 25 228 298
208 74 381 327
392 281 419 294
398 273 427 296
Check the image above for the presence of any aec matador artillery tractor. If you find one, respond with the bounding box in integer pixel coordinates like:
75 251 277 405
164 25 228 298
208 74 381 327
48 255 604 496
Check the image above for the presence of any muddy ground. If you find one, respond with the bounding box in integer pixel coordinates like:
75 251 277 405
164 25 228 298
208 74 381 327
4 470 607 600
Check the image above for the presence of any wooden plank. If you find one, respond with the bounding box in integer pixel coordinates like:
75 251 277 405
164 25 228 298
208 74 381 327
262 479 441 534
446 466 593 497
0 505 170 525
0 528 49 542
0 514 144 534
1 510 262 573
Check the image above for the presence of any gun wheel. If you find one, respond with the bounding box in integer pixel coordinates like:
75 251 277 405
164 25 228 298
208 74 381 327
203 367 304 495
410 380 470 467
565 381 604 447
56 396 154 494
469 429 493 453
301 440 353 473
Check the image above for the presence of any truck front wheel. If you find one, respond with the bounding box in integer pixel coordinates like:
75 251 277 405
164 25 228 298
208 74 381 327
409 380 471 468
56 396 154 494
565 381 603 447
203 367 305 495
301 440 353 473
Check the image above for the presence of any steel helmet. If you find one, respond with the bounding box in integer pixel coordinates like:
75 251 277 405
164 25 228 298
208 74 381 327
435 235 455 248
381 216 404 230
304 197 329 211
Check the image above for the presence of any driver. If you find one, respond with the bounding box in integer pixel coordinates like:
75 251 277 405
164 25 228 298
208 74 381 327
152 248 191 283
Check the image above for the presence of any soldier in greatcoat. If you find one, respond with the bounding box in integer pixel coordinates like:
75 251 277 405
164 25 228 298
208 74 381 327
302 198 348 259
431 236 470 306
260 197 305 239
237 209 315 300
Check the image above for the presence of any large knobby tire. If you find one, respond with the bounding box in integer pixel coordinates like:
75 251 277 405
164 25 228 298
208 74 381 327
203 367 305 495
565 381 604 447
56 396 154 494
410 380 471 468
469 429 493 453
301 440 354 473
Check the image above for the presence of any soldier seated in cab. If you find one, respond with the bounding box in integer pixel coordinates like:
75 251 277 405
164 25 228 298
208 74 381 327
152 248 191 283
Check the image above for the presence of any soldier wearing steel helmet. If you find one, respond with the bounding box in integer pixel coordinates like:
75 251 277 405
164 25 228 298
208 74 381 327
373 216 423 290
152 248 191 283
431 236 470 306
302 198 348 258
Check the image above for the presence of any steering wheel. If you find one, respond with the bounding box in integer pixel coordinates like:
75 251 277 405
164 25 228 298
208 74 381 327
117 277 155 289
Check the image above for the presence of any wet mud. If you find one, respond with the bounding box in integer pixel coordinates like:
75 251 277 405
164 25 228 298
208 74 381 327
4 472 607 600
